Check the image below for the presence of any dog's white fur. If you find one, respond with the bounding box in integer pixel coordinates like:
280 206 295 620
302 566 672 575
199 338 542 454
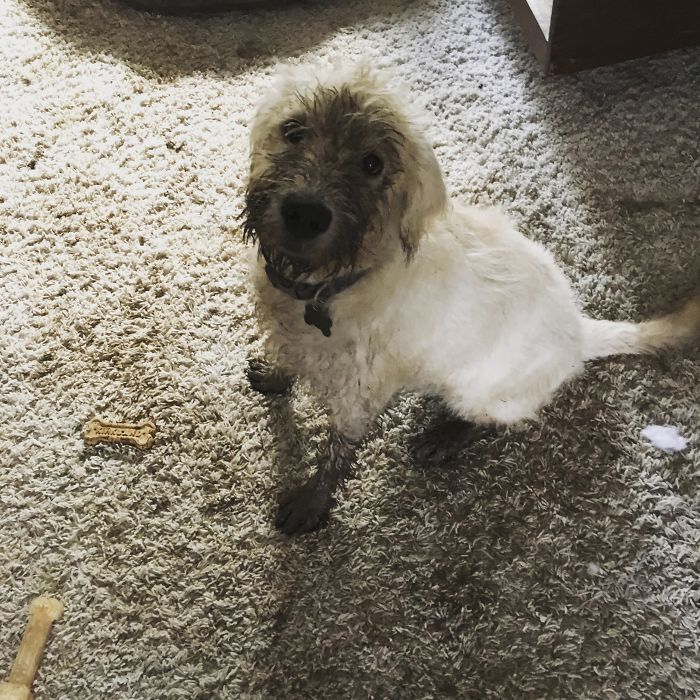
248 62 700 441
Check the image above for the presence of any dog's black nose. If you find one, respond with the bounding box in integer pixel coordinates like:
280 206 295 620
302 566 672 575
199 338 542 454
281 193 333 239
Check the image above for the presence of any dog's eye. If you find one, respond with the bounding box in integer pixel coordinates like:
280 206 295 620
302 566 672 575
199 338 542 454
362 154 383 176
281 119 305 144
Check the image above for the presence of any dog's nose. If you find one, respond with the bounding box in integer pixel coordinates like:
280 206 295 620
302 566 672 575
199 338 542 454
281 193 333 239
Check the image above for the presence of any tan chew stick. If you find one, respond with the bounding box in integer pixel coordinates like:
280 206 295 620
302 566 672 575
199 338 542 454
0 597 64 700
83 417 156 449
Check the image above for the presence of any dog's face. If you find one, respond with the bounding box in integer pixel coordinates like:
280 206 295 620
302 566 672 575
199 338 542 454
243 63 447 278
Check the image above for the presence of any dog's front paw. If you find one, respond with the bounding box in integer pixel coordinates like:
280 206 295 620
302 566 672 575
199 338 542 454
275 478 334 535
246 359 292 395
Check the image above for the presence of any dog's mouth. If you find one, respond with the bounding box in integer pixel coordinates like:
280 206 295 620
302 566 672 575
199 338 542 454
260 241 321 280
262 239 363 284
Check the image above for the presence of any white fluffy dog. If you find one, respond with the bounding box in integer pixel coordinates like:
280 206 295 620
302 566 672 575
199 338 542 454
242 62 699 535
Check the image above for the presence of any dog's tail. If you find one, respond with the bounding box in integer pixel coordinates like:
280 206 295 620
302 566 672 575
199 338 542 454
581 296 700 360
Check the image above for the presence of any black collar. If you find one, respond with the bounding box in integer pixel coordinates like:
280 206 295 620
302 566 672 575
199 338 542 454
264 264 368 337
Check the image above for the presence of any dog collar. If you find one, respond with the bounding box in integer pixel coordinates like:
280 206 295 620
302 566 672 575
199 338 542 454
264 264 368 337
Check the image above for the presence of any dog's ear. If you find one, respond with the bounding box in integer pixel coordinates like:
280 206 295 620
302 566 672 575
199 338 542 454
398 130 448 259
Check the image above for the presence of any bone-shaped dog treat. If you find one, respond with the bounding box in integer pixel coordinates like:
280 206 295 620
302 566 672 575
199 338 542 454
0 597 64 700
83 417 156 449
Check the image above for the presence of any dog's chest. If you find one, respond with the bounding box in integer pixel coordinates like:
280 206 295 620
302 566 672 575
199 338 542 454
256 282 376 380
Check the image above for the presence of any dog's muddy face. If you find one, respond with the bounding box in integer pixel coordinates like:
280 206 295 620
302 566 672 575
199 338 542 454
243 67 448 278
243 85 403 276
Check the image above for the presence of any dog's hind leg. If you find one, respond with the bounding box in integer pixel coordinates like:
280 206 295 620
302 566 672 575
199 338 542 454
275 427 359 535
246 358 294 395
411 418 493 468
410 400 495 468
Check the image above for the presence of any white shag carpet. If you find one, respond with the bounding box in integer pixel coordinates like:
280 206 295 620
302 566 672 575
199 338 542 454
1 0 699 697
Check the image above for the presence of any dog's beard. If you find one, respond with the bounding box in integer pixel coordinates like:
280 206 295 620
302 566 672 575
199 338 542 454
260 242 317 280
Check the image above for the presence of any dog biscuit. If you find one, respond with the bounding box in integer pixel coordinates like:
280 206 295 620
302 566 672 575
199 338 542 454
83 417 156 449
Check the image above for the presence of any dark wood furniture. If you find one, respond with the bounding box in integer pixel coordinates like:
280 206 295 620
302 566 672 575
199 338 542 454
507 0 700 74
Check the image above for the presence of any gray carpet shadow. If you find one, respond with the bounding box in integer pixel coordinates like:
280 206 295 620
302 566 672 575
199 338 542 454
467 0 700 320
19 0 429 80
240 387 656 698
